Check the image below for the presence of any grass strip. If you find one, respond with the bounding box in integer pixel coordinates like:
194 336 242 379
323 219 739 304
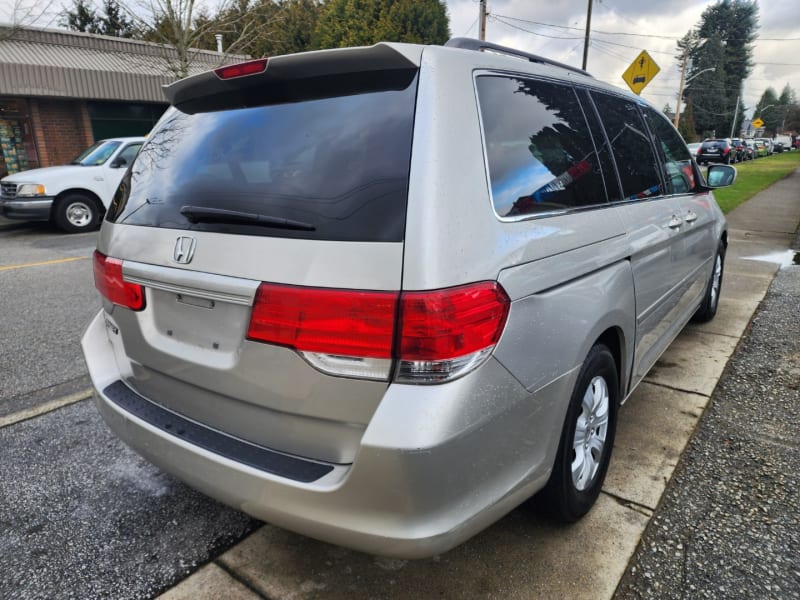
709 151 800 214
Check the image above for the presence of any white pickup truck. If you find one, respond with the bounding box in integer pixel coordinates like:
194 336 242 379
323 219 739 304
0 137 145 233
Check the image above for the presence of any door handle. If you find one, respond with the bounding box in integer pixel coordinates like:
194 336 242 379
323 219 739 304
667 215 683 229
684 211 698 223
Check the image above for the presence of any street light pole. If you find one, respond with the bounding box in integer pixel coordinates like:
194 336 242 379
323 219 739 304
674 67 715 130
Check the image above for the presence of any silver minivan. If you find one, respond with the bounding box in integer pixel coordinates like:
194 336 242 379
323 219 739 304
82 38 734 558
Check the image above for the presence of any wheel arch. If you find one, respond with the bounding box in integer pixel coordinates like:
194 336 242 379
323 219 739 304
594 326 626 404
50 188 104 221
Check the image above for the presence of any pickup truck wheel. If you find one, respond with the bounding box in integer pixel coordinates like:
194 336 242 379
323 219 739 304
54 194 101 233
539 344 619 522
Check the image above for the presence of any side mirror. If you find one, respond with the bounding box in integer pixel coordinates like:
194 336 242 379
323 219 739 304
111 157 127 168
706 164 736 188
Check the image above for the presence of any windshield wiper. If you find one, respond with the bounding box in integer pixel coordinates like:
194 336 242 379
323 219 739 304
180 206 316 231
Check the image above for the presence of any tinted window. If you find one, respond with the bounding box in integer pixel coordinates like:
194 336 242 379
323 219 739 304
576 88 623 202
590 92 664 201
477 76 609 217
108 73 418 242
641 106 697 195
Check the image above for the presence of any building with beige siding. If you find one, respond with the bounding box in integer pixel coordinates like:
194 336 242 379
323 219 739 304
0 24 242 176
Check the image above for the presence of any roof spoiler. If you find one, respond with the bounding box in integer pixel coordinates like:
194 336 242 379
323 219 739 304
445 37 592 78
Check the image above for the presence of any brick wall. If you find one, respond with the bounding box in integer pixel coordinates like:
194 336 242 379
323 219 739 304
29 98 95 168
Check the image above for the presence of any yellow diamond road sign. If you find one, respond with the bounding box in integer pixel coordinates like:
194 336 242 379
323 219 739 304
622 50 661 95
752 118 765 129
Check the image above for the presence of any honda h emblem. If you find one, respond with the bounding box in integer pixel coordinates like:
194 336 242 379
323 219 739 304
173 236 196 264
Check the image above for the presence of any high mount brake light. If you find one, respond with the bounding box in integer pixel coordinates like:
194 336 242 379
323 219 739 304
214 59 268 80
246 281 510 383
93 251 145 311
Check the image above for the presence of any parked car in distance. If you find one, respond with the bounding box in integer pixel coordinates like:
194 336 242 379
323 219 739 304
752 139 768 157
697 138 736 164
730 138 747 162
82 38 734 559
773 142 786 153
755 137 773 155
740 139 755 160
0 137 145 233
773 135 793 151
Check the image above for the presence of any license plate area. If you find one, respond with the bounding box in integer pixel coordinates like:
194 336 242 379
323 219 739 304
149 288 251 354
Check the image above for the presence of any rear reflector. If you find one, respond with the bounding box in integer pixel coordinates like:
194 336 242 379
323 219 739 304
247 281 510 383
93 251 145 311
214 59 268 80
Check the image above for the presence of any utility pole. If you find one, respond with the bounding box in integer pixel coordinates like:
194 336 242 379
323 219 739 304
479 0 487 41
730 94 740 138
673 46 689 128
582 0 593 70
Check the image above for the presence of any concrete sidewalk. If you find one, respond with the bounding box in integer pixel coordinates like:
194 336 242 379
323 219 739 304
158 169 800 600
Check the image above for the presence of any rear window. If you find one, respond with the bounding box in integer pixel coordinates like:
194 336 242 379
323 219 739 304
108 73 418 242
702 140 727 149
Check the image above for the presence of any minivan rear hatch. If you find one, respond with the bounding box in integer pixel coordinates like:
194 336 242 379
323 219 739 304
99 44 421 466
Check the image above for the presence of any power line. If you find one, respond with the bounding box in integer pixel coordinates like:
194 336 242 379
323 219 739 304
490 13 800 42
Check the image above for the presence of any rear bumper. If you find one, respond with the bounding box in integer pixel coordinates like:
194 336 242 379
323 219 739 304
82 310 572 558
0 197 53 220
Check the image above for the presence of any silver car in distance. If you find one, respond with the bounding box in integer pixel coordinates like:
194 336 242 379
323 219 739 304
82 38 734 558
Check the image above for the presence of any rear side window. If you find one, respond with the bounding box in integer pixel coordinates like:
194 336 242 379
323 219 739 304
476 75 609 217
590 92 664 201
641 106 697 195
108 72 418 242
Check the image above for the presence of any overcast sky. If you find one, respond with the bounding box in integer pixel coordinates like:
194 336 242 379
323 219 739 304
2 0 797 119
444 0 800 119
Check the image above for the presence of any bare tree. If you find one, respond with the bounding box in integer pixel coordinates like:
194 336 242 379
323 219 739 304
124 0 278 79
0 0 58 40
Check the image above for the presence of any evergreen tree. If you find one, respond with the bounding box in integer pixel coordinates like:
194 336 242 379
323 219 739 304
314 0 449 49
686 35 728 137
378 0 449 45
60 0 102 34
695 0 758 138
98 0 135 37
677 97 698 142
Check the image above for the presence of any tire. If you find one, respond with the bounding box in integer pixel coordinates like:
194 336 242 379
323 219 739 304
53 193 101 233
724 154 731 164
693 241 725 323
540 344 619 522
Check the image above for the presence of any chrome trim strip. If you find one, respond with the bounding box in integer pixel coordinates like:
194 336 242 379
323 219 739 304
123 260 260 306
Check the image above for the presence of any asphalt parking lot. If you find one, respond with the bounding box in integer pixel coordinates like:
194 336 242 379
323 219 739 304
1 169 798 599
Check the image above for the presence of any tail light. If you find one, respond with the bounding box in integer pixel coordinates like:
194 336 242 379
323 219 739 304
247 281 510 384
93 251 145 311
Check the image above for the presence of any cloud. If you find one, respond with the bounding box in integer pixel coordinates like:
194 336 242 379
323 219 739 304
445 0 800 120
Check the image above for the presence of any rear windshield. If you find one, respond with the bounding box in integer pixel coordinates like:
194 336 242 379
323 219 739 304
108 72 418 242
701 140 727 149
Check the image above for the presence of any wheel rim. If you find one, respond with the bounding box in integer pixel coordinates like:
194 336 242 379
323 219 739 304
66 201 92 227
710 253 722 310
571 375 610 491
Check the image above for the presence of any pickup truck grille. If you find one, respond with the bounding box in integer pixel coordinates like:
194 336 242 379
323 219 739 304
0 182 17 199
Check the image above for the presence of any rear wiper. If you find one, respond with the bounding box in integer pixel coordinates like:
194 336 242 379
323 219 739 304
180 206 315 231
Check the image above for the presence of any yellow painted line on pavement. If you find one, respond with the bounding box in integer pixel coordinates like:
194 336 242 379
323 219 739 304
0 388 93 428
0 255 89 272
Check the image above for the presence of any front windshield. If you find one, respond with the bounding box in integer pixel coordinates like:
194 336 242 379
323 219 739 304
70 141 121 166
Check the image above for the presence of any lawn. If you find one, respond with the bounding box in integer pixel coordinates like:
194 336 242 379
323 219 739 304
708 150 800 214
